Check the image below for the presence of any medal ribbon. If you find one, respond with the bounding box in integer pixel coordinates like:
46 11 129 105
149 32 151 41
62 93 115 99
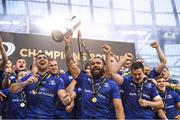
133 82 144 100
91 77 106 98
34 72 51 92
20 91 26 102
162 91 168 112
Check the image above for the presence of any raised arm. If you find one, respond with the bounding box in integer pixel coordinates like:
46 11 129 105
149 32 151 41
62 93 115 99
101 44 112 78
0 35 8 70
64 34 81 79
116 53 133 73
30 57 38 74
66 79 77 100
150 41 167 74
2 69 11 88
102 44 129 85
8 74 38 93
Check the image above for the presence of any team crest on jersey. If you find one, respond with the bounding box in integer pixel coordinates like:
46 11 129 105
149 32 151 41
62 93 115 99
49 80 56 85
145 83 152 88
103 83 109 88
167 94 172 99
39 87 46 91
42 81 47 84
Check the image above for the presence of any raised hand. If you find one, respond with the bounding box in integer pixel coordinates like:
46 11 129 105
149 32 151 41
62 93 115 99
150 41 159 48
26 74 39 85
65 100 75 112
102 44 111 55
139 99 149 107
64 32 73 44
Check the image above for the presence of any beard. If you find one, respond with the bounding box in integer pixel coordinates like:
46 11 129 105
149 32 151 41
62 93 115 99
91 67 105 79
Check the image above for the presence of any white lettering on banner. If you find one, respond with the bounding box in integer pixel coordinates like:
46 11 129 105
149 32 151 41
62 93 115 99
20 49 27 57
19 48 123 61
0 42 15 58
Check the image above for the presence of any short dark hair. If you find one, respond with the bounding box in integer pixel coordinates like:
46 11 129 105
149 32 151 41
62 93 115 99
131 61 144 72
16 57 26 63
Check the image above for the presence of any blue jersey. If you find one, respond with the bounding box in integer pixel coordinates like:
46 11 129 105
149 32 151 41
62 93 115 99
148 68 159 79
1 80 27 119
121 76 159 119
5 91 27 119
76 71 121 119
21 73 65 119
169 78 179 85
9 73 17 84
72 87 81 118
3 72 25 119
168 78 180 96
61 71 73 88
0 70 5 116
54 72 73 119
160 90 180 119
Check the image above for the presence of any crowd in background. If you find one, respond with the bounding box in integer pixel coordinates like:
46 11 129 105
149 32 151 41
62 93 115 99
0 34 179 119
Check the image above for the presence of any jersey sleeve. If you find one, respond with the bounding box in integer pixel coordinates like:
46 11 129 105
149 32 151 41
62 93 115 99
57 77 65 90
111 81 121 99
150 83 160 99
76 71 88 86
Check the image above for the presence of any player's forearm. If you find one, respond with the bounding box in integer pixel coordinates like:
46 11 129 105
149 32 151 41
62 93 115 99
8 80 30 93
147 100 164 109
156 46 167 64
2 75 10 88
115 106 125 120
0 42 8 64
157 109 167 119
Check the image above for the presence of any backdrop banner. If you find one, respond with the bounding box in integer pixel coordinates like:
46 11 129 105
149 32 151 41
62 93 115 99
0 32 136 70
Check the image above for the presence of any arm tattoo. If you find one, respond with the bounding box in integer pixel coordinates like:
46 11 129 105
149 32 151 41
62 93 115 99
65 42 73 65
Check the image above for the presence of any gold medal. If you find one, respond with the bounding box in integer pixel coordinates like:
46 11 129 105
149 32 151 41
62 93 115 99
92 97 97 103
20 102 25 108
31 90 37 95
